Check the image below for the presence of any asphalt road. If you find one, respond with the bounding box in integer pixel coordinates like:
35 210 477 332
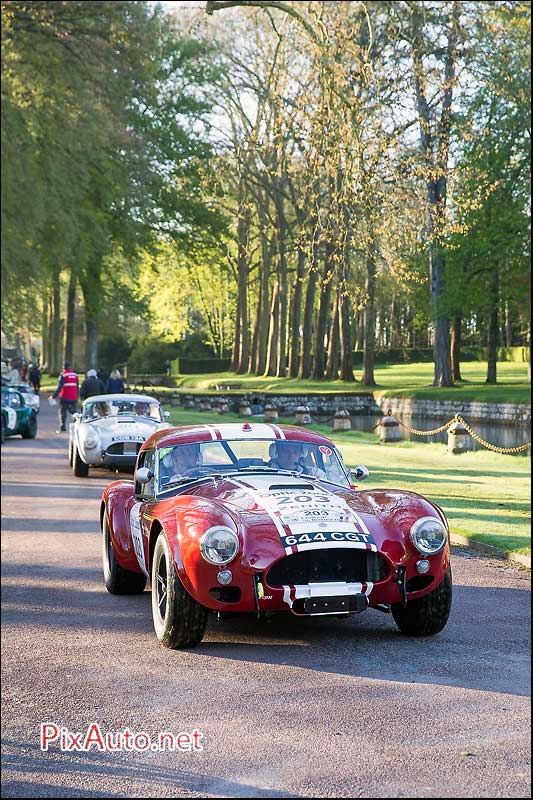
1 401 531 798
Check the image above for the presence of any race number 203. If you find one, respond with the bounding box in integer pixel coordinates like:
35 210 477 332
282 530 375 547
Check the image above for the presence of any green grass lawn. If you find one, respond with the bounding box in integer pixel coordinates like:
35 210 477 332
167 361 530 404
163 406 531 558
39 360 530 403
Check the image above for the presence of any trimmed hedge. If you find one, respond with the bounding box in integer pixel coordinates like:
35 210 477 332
351 346 529 366
172 357 231 375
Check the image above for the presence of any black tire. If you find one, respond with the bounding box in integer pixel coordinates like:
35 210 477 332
1 417 5 445
21 413 37 439
151 532 208 649
73 445 89 477
102 511 146 594
392 565 452 637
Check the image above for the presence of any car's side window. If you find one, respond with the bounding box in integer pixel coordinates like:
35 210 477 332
136 450 156 499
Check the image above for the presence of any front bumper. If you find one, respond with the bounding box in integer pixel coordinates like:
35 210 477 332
180 545 449 616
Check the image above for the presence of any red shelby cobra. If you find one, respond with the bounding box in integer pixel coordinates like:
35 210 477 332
101 422 452 648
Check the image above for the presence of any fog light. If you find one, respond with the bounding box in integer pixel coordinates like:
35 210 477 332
217 570 233 585
416 559 431 574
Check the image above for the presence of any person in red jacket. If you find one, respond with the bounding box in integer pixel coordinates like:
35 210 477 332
51 362 79 433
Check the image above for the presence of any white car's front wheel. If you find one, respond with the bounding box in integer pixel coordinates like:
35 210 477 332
73 445 89 477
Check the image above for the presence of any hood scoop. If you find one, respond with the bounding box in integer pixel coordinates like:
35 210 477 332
268 483 315 491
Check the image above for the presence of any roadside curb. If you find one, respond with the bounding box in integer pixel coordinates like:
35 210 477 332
450 532 531 570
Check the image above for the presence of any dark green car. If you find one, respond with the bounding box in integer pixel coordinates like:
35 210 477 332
1 387 38 444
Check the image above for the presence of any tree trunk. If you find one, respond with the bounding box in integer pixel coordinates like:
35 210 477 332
312 239 334 380
326 292 340 379
361 253 376 386
504 301 512 348
338 201 354 382
41 294 49 370
275 199 288 377
298 265 317 379
46 290 53 372
50 269 61 374
527 320 531 385
288 247 306 377
64 270 77 367
355 310 364 350
253 233 274 375
236 198 251 374
266 282 280 376
231 296 241 373
450 313 462 382
80 264 101 370
486 270 499 384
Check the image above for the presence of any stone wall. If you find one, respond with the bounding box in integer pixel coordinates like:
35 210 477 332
175 391 531 426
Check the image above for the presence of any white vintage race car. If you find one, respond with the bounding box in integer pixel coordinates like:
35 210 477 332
68 394 171 477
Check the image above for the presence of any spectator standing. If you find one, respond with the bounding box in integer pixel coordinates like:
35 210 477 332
51 362 79 433
105 369 125 394
5 361 21 384
80 369 106 400
28 363 41 394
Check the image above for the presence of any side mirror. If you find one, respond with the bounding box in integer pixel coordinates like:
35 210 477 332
136 467 153 485
72 412 81 422
164 411 170 419
351 465 369 482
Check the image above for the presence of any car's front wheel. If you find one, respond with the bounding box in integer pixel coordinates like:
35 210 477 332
102 511 146 595
21 413 37 439
151 532 208 649
391 565 452 637
73 445 89 477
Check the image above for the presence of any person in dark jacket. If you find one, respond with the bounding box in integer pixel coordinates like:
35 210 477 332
28 363 41 394
105 369 125 394
80 369 106 401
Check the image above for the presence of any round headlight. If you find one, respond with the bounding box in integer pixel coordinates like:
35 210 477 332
84 433 99 449
410 516 447 555
200 526 239 566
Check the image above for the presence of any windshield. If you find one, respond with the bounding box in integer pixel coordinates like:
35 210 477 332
157 439 350 493
83 399 162 422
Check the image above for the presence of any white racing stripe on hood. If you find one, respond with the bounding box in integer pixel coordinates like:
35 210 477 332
228 478 289 548
207 423 283 440
228 474 376 553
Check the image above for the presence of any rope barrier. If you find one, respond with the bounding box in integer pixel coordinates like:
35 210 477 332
390 411 531 454
455 414 531 454
396 417 457 436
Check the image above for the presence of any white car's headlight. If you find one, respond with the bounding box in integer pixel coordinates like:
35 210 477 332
84 432 99 449
410 516 447 555
199 526 239 566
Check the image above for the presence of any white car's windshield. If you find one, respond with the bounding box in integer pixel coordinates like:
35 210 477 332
157 439 350 492
83 399 162 422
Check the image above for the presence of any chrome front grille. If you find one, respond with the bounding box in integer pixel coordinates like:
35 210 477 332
266 547 390 587
105 442 142 456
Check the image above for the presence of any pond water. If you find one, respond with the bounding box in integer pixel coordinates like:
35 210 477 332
314 413 531 457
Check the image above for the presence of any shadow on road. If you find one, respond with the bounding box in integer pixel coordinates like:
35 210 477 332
2 558 530 698
1 739 297 798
